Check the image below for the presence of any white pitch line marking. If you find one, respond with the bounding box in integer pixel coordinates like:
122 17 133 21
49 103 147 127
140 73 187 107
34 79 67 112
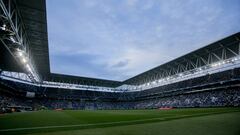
0 117 167 132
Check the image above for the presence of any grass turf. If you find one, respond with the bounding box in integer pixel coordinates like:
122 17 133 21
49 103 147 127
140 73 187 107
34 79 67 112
0 108 239 135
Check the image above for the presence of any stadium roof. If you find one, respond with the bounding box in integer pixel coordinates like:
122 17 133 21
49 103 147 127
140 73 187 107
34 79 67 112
123 32 240 85
45 73 122 88
16 0 50 78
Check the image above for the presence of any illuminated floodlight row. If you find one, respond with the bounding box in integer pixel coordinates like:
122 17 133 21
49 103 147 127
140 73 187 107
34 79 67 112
15 49 37 80
43 81 118 92
1 21 40 82
211 57 239 67
1 23 36 81
130 56 240 91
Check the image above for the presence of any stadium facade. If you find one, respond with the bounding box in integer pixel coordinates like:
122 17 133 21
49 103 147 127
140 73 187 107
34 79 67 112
0 0 240 111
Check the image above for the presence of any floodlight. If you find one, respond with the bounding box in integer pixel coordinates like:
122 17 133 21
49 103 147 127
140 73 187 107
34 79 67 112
2 24 6 30
26 64 31 72
22 57 27 63
10 36 16 43
18 51 23 57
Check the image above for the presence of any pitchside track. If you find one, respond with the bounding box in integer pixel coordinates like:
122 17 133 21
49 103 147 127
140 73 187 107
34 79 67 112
0 108 240 135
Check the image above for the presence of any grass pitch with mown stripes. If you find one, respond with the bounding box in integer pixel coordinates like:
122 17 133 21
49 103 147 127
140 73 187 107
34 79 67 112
0 108 240 135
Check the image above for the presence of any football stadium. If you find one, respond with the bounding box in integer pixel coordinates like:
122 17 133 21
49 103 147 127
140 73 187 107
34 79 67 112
0 0 240 135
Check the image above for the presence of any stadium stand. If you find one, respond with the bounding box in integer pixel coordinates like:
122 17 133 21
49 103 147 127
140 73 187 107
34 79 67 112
0 67 240 111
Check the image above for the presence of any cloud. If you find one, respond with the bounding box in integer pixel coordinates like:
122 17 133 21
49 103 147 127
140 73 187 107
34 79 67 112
112 60 130 68
125 0 139 7
47 0 240 81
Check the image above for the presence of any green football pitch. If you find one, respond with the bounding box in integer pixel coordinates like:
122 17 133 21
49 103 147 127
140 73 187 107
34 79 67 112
0 108 240 135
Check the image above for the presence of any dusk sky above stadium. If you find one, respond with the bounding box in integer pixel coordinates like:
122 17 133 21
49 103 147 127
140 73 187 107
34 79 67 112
46 0 240 81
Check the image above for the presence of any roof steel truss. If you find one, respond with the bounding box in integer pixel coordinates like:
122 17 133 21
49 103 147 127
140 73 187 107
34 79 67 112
0 0 39 82
124 35 240 85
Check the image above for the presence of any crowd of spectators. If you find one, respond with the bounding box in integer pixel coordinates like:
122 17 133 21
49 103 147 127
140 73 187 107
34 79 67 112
135 89 240 109
0 93 33 113
1 88 239 113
